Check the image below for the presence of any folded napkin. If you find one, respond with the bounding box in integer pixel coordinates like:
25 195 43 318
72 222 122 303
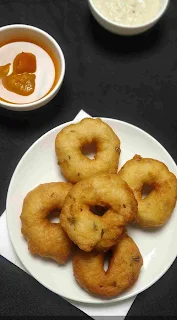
0 110 136 319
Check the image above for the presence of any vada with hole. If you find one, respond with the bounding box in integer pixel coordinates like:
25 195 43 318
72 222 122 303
73 233 143 298
55 118 121 183
20 182 74 264
60 174 137 252
118 155 177 227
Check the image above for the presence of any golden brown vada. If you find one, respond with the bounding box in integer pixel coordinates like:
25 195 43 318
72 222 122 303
20 182 74 264
60 174 137 252
118 155 177 227
73 233 143 298
55 118 121 183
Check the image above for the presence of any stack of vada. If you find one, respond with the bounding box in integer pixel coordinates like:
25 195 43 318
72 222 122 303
20 118 177 298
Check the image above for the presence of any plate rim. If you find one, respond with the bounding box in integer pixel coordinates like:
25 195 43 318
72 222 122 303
6 117 177 304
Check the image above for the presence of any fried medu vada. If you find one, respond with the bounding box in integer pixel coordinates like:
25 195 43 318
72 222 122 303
20 182 74 264
73 233 143 298
55 118 121 183
118 155 177 227
60 174 137 252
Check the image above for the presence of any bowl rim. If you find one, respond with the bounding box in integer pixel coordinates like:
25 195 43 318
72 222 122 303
0 24 65 110
88 0 170 29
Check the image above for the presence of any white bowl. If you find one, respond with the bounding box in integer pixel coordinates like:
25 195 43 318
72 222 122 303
0 24 65 111
88 0 169 36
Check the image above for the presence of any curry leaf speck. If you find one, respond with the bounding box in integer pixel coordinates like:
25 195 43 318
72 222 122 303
93 223 98 231
133 256 140 262
67 217 76 225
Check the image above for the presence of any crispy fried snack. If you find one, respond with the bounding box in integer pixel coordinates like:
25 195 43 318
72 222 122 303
55 118 121 183
118 155 177 227
20 182 74 264
73 233 143 298
60 174 137 252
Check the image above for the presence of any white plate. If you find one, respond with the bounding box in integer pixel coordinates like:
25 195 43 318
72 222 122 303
6 118 177 304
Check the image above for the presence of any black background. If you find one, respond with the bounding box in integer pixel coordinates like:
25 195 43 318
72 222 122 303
0 0 177 316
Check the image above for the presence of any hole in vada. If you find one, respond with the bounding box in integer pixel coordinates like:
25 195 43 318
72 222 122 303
47 209 60 223
104 250 113 272
81 141 97 159
90 205 108 216
141 184 154 199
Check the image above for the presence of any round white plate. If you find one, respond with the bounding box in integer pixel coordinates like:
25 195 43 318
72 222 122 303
7 118 177 304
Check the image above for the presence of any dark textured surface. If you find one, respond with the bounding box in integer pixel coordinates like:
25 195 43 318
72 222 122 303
0 256 89 317
0 0 177 316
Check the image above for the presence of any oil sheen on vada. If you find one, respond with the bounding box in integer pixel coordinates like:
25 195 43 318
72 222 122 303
55 118 121 183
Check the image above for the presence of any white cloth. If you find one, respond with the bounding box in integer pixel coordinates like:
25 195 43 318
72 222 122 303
0 110 136 319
